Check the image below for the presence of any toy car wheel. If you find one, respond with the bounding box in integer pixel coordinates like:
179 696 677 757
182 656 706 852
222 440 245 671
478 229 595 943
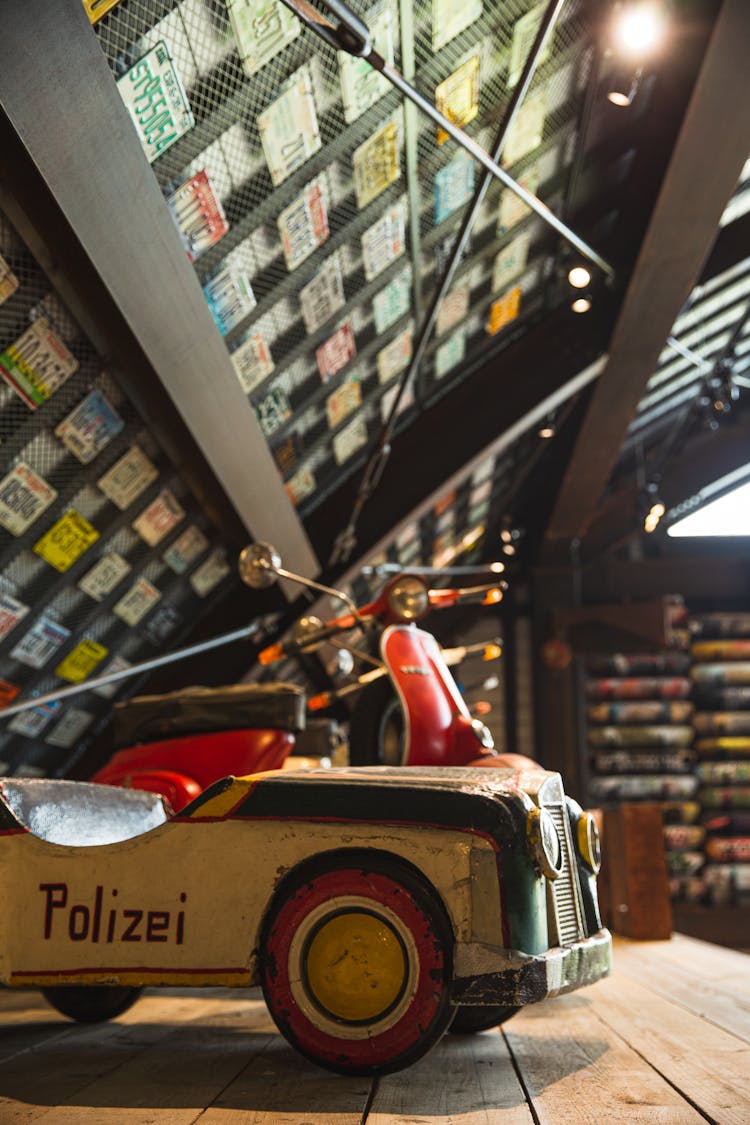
260 852 454 1075
449 1004 520 1034
41 985 143 1023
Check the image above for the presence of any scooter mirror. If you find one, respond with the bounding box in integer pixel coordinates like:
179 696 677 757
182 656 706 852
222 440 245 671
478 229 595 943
238 542 282 589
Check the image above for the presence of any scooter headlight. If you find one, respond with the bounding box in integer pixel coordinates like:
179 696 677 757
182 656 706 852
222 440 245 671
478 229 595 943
387 577 429 620
576 811 602 874
527 807 563 880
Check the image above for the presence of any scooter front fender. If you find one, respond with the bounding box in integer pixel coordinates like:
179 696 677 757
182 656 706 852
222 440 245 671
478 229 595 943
381 626 491 767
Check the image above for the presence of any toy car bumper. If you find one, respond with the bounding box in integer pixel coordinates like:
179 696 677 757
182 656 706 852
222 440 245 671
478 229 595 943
451 927 612 1007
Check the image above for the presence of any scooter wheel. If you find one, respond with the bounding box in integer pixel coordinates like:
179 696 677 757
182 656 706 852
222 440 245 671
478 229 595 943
348 678 405 767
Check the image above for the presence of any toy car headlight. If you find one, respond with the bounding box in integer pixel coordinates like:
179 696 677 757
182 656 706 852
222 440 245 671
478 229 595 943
527 807 563 880
576 811 602 874
388 577 429 620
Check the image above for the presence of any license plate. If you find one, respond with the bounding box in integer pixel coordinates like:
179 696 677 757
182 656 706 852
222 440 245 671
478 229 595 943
436 279 470 337
113 578 162 626
0 462 57 536
0 252 19 305
228 0 301 78
45 707 95 748
258 65 321 187
55 388 124 464
492 231 531 291
10 616 70 669
435 328 466 378
361 199 406 281
435 53 480 144
34 510 100 572
432 0 482 51
333 415 368 465
434 150 474 224
78 553 132 601
117 42 194 163
327 375 362 429
163 524 210 574
380 378 414 421
377 327 412 383
190 548 231 597
0 593 29 642
167 170 229 262
255 386 291 437
285 464 317 507
486 286 522 335
339 4 394 123
509 3 552 89
316 323 356 383
204 269 256 335
278 177 330 271
503 87 546 166
132 489 186 546
93 657 132 698
97 445 159 511
0 680 20 709
373 269 411 333
0 318 78 409
299 254 345 334
498 163 540 233
353 120 401 209
8 700 61 737
231 334 275 395
55 640 109 684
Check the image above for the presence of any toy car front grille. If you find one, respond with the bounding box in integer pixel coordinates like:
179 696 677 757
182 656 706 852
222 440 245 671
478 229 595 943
546 803 585 946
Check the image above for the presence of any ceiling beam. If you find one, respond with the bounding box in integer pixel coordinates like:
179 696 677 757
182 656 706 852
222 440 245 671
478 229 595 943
543 0 750 555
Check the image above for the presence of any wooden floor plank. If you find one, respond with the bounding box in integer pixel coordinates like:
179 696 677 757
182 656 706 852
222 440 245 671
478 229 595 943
0 993 269 1125
587 973 750 1125
504 988 707 1123
620 933 750 988
367 1027 534 1124
612 938 750 1044
197 1034 371 1124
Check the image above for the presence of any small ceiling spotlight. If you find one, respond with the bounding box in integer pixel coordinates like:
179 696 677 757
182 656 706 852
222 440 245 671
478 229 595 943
607 65 642 107
502 542 517 556
641 480 665 533
571 294 593 313
489 561 506 573
611 2 667 60
567 265 592 289
538 420 556 439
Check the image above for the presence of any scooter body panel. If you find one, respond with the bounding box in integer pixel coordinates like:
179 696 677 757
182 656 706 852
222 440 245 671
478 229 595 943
381 625 488 767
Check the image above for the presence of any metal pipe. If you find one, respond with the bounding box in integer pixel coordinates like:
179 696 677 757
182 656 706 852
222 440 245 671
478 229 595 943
0 622 262 720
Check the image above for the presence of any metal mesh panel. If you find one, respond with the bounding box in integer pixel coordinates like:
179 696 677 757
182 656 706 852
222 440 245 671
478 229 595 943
91 0 598 520
0 209 239 779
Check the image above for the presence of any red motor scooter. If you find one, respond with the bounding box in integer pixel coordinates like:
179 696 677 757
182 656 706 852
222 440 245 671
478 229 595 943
243 543 530 773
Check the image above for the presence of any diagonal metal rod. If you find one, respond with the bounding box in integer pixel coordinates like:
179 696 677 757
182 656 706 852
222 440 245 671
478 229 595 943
0 622 262 721
320 0 586 562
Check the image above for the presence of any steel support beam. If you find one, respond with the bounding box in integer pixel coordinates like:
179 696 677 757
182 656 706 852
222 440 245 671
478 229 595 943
0 0 318 586
543 0 750 554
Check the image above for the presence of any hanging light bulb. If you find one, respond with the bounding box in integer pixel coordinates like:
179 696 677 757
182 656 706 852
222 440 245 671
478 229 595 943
611 2 667 60
567 265 592 289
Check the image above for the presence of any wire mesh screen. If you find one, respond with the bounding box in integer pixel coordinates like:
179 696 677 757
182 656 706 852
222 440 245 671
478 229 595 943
0 209 239 780
91 0 597 518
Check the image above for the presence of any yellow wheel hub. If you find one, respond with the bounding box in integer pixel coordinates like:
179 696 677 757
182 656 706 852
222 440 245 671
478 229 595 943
305 910 407 1023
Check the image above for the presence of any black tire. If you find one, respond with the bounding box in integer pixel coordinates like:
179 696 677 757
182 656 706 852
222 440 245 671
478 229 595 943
260 851 455 1075
348 678 405 766
450 1004 520 1034
42 985 143 1023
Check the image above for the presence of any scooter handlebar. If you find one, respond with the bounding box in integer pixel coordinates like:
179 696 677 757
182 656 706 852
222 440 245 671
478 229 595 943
258 612 359 664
